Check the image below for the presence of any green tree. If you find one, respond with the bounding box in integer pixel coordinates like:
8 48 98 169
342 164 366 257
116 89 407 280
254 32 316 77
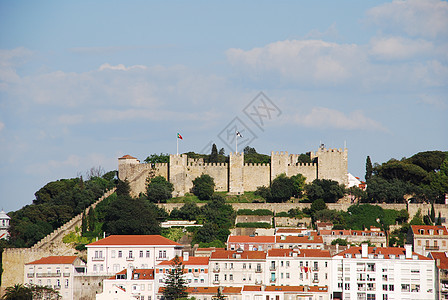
305 179 345 203
162 255 188 300
147 176 174 203
215 287 226 300
268 174 295 203
409 209 424 225
436 211 442 226
2 284 32 300
87 207 95 232
219 148 225 155
331 238 348 246
144 153 170 164
406 151 447 172
81 209 87 234
192 174 215 200
430 202 436 223
290 174 306 198
310 199 327 214
210 144 219 163
297 153 312 163
365 156 373 180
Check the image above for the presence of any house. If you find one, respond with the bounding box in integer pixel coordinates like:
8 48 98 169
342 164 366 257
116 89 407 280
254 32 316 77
332 244 436 300
86 235 182 275
155 252 210 287
429 251 448 300
96 268 155 300
266 248 331 287
227 236 276 251
319 229 386 247
24 256 86 300
209 250 267 286
408 225 448 256
275 233 324 250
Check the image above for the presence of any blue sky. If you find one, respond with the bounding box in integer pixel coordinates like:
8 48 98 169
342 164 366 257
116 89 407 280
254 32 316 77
0 0 447 212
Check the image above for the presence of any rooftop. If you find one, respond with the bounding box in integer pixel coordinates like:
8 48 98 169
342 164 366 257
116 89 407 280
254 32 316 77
211 250 267 260
335 246 431 260
411 225 448 236
265 286 328 293
429 252 448 269
26 256 79 265
227 236 275 244
268 248 331 258
275 234 323 244
157 256 209 266
108 269 154 280
87 235 180 246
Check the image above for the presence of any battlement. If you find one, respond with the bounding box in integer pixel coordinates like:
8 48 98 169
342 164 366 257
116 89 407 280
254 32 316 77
293 162 316 167
187 162 227 167
244 163 269 167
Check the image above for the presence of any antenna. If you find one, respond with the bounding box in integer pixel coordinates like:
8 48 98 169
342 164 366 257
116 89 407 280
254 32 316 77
344 140 347 149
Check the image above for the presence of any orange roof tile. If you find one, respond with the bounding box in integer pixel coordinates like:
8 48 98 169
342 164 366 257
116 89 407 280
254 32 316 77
268 249 331 258
228 236 275 243
119 155 138 159
429 252 448 269
223 287 243 294
211 250 267 260
157 257 209 266
243 286 262 292
275 235 323 244
26 256 78 265
107 269 155 280
87 235 180 246
411 225 448 236
276 228 306 233
265 286 328 293
336 246 431 260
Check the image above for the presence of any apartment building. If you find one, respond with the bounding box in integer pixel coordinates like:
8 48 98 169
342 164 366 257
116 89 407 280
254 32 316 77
96 268 155 300
227 236 276 251
86 235 182 275
275 233 324 250
408 225 448 256
209 250 267 286
319 229 386 247
429 251 448 300
24 256 86 300
155 252 210 287
266 249 331 287
332 244 437 300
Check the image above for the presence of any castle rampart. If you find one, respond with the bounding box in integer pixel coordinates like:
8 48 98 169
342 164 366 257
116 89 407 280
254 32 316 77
118 147 349 197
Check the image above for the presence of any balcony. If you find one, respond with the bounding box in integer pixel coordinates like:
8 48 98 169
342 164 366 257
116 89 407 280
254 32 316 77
213 280 219 285
92 257 105 261
313 267 319 272
213 267 220 273
255 268 262 273
255 280 263 285
313 279 319 283
426 246 440 251
36 273 61 278
126 256 135 261
27 273 34 278
269 266 277 271
270 278 276 283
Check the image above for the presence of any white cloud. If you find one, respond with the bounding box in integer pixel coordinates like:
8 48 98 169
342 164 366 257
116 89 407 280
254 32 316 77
418 94 447 109
291 107 387 132
367 0 448 39
369 36 434 60
0 47 33 89
98 63 147 71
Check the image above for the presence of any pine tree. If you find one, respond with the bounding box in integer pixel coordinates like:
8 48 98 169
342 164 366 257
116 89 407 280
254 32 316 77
365 156 373 180
210 144 218 163
436 211 442 225
162 255 188 300
87 208 96 232
81 209 87 234
430 202 436 223
214 287 225 300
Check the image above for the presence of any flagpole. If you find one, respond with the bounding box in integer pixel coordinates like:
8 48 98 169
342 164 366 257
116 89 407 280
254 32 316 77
236 134 238 154
177 136 179 155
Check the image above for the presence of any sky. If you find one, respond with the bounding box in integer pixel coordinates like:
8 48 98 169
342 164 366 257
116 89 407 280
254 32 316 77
0 0 447 213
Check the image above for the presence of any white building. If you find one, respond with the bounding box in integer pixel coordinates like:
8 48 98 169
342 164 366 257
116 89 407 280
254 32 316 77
408 225 448 256
266 248 332 287
0 209 10 240
86 235 182 275
209 250 267 286
331 244 437 300
275 233 324 250
241 285 330 300
24 256 86 300
155 252 210 287
96 268 155 300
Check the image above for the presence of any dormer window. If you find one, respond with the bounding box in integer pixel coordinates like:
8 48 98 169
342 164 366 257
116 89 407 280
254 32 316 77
429 230 434 235
419 229 424 235
439 230 444 235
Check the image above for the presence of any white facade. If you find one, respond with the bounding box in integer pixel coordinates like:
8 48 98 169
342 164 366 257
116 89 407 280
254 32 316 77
86 235 182 275
0 209 10 240
96 268 155 300
24 256 86 300
331 244 437 300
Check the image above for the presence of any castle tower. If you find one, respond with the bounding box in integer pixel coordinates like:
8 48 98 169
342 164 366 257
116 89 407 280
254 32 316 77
312 147 348 185
270 151 289 181
0 210 10 240
118 155 140 181
229 152 244 195
169 154 188 197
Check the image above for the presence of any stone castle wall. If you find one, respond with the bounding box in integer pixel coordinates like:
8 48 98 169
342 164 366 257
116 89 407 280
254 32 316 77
120 147 348 197
1 189 115 292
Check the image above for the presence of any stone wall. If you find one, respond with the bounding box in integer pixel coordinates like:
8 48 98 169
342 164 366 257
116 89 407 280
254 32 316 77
243 163 270 191
73 275 109 300
1 189 116 293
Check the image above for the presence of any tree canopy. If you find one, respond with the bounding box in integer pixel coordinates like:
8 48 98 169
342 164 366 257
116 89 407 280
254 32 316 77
192 174 215 200
162 255 188 300
147 176 174 203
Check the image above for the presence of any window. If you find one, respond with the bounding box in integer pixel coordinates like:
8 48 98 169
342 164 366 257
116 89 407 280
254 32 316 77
243 263 246 269
325 262 328 268
382 285 387 291
65 279 69 288
401 284 410 292
314 273 318 281
140 251 144 258
300 273 303 280
214 274 219 282
388 285 394 291
417 240 422 246
281 261 284 267
366 294 375 300
129 251 133 258
146 250 150 258
118 251 122 258
224 274 227 281
249 263 251 269
229 274 233 281
345 283 350 290
56 279 60 287
382 295 387 300
286 261 289 267
93 265 97 272
112 250 116 258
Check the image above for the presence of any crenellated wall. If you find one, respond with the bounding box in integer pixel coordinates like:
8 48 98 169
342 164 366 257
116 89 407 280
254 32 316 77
119 147 349 197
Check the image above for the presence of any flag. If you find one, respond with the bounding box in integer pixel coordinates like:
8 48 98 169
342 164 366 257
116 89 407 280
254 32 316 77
177 133 183 140
236 131 243 138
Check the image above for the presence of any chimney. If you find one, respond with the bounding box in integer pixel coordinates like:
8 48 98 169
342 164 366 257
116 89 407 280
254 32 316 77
361 243 368 258
183 251 189 262
405 244 412 259
126 266 133 280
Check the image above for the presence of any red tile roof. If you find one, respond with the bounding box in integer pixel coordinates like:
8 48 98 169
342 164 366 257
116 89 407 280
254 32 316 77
26 256 78 265
276 228 306 234
119 155 138 159
243 286 262 292
430 252 448 269
157 257 209 266
411 225 448 236
336 246 431 260
268 249 331 258
211 250 267 260
108 269 155 280
319 229 385 236
228 236 275 244
166 287 242 295
275 235 323 244
87 235 180 246
265 286 328 293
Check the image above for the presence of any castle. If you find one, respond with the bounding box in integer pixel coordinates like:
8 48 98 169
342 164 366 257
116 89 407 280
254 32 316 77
118 146 348 197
